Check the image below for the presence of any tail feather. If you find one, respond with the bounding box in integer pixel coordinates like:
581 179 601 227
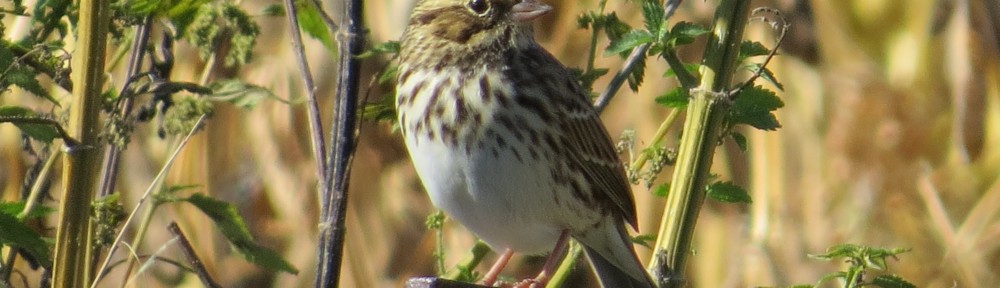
577 218 655 288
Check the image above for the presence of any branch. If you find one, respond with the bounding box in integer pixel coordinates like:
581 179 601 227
315 0 364 286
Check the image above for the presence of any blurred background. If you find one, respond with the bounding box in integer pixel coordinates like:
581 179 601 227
1 0 998 287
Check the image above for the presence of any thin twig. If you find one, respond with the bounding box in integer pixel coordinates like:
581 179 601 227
315 0 364 286
90 115 207 288
727 7 789 98
99 16 153 198
593 0 684 112
167 222 222 288
283 0 329 195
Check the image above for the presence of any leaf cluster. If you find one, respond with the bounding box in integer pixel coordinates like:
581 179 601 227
787 244 915 288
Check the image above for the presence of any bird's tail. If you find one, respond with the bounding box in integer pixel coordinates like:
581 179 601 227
578 218 656 288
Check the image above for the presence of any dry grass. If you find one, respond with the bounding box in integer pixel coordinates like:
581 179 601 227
1 0 998 287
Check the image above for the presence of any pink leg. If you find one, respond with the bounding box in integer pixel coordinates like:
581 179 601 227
517 230 571 288
481 248 514 286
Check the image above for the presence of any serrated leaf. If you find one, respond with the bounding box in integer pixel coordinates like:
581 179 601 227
626 52 646 91
184 194 298 274
208 79 278 109
739 40 770 60
605 30 653 56
706 181 752 203
731 132 748 152
654 87 689 108
871 275 916 288
729 86 783 130
639 0 663 34
0 209 52 268
296 1 334 51
669 21 709 46
810 243 859 260
0 106 60 143
744 63 785 91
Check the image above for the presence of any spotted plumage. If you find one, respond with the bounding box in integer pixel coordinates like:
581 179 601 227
395 0 654 287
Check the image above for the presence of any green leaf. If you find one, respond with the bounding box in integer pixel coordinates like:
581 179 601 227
184 194 298 274
871 275 916 288
651 183 669 197
706 181 752 203
663 63 700 78
639 0 663 35
668 21 709 46
605 30 653 56
654 87 689 108
0 106 60 143
167 0 212 37
729 86 783 131
358 41 400 59
630 234 655 248
0 202 55 219
0 208 52 268
296 0 334 51
260 3 284 16
626 52 646 91
208 79 279 109
809 243 860 260
744 63 784 91
739 40 770 60
731 132 748 152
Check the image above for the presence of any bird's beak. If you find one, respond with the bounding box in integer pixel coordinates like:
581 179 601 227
511 0 552 22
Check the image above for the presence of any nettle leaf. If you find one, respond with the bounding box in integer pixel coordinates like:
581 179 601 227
739 40 770 60
872 275 916 288
0 209 52 268
639 0 663 34
654 87 689 108
731 132 748 152
605 30 653 56
809 243 860 260
296 0 334 51
744 63 784 91
0 44 56 103
208 79 279 109
668 21 709 46
626 52 646 91
706 181 752 203
663 63 699 78
0 202 55 219
184 194 298 274
0 106 60 143
729 85 783 131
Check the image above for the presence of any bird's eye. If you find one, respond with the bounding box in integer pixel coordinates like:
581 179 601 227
466 0 491 16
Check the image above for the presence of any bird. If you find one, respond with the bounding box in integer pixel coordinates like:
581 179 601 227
394 0 655 287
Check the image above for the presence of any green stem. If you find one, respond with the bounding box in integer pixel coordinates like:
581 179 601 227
545 241 582 288
52 0 109 284
443 240 491 281
629 108 681 173
647 0 751 286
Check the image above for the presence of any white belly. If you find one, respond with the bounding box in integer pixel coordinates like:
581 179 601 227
404 133 564 254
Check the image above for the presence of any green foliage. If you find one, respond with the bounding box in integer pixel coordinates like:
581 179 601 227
0 202 55 220
357 41 400 59
0 43 57 103
0 207 52 268
655 87 689 108
207 79 280 109
706 181 752 203
295 0 334 51
182 193 299 274
797 244 914 288
0 106 60 143
727 85 783 131
91 193 127 248
161 96 213 136
185 2 261 67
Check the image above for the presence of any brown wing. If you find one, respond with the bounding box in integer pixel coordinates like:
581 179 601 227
557 104 639 229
